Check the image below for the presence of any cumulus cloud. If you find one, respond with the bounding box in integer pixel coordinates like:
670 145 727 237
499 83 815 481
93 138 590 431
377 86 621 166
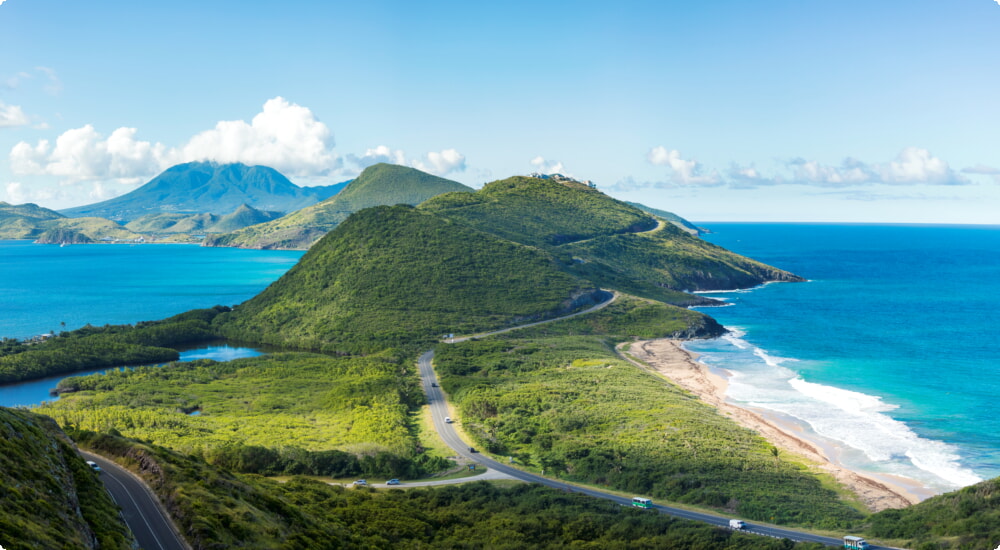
346 145 467 176
180 97 338 177
529 156 567 175
10 97 344 188
10 125 172 182
645 147 723 186
0 101 29 128
413 148 466 175
611 147 971 192
788 148 967 187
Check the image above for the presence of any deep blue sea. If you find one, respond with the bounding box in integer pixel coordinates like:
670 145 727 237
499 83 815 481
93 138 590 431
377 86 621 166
0 241 303 340
688 223 1000 496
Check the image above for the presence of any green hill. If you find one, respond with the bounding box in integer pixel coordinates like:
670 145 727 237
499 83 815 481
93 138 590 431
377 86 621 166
421 175 802 305
203 163 473 250
125 204 284 234
0 203 145 242
866 477 1000 548
421 176 658 247
0 408 130 548
626 201 704 235
60 162 345 222
214 204 599 353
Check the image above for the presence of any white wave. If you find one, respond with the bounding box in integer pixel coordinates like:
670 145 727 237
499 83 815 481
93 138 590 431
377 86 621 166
699 336 983 492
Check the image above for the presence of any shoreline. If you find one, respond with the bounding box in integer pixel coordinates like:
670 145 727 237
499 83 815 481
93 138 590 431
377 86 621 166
622 338 930 512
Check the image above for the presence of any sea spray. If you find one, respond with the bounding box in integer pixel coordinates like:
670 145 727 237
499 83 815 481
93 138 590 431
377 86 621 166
686 332 982 493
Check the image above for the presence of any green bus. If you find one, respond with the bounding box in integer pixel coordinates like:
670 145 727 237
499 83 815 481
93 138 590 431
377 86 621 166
631 497 653 509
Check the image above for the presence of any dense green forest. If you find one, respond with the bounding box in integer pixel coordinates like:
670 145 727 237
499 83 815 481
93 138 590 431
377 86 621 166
73 430 824 549
0 307 225 383
0 408 130 549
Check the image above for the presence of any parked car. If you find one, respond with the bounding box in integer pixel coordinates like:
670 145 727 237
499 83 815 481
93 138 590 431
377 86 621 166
386 479 401 485
86 460 101 472
352 479 367 486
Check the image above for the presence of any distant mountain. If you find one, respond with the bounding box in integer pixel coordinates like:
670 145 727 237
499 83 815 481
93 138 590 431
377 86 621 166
125 204 284 234
625 202 703 235
204 163 473 250
60 162 348 222
0 202 143 242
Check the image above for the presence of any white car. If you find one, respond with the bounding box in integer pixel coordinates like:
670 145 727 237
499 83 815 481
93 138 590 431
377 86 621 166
86 460 102 472
444 417 452 423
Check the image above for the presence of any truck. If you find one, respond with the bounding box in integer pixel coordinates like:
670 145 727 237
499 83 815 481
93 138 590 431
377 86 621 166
843 535 870 549
729 519 745 530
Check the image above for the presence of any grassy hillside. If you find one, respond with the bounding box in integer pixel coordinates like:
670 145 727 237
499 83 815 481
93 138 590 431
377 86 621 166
72 431 819 549
0 202 144 242
421 175 802 304
204 163 473 249
125 204 284 234
421 176 658 247
434 329 864 529
866 477 1000 549
0 408 130 549
214 204 597 353
626 201 703 234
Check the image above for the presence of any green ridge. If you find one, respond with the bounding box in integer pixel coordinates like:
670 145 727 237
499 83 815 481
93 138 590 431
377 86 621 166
204 163 472 249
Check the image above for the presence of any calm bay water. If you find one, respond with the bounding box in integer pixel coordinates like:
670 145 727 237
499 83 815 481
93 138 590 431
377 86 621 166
0 344 265 408
687 223 1000 495
0 241 303 340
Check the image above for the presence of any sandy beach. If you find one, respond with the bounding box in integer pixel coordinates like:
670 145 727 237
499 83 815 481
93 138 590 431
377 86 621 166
621 339 929 512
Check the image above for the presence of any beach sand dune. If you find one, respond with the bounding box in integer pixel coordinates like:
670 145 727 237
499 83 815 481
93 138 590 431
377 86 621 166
621 339 922 512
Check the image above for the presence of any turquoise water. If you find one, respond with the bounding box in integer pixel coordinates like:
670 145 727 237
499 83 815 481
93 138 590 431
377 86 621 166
0 344 265 409
0 241 303 340
687 223 1000 495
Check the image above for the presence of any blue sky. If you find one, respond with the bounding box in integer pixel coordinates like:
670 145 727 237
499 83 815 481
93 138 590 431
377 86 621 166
1 0 998 223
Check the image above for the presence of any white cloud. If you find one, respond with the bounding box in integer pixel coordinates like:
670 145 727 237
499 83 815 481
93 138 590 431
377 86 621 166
788 148 967 187
0 101 29 128
347 145 467 176
529 156 567 175
10 124 173 182
413 148 466 175
646 147 722 186
10 97 343 186
180 97 338 177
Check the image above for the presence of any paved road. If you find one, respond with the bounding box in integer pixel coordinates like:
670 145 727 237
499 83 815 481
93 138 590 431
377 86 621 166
80 451 189 550
420 342 896 549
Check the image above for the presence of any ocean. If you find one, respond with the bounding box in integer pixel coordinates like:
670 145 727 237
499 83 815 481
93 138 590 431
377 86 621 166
687 223 1000 496
0 241 303 340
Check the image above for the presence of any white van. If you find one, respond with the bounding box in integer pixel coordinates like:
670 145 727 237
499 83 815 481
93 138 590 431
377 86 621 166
729 519 745 530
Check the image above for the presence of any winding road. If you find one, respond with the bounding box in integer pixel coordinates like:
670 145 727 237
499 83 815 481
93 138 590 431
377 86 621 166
80 288 894 549
80 450 189 550
418 293 897 550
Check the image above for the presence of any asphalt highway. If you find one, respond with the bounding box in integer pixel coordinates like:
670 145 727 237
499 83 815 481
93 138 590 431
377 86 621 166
419 342 896 549
80 450 189 550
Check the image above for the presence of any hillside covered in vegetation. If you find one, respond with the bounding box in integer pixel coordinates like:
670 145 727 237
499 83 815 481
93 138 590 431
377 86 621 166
0 201 144 242
214 204 599 353
421 175 803 305
0 408 130 549
204 163 472 249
